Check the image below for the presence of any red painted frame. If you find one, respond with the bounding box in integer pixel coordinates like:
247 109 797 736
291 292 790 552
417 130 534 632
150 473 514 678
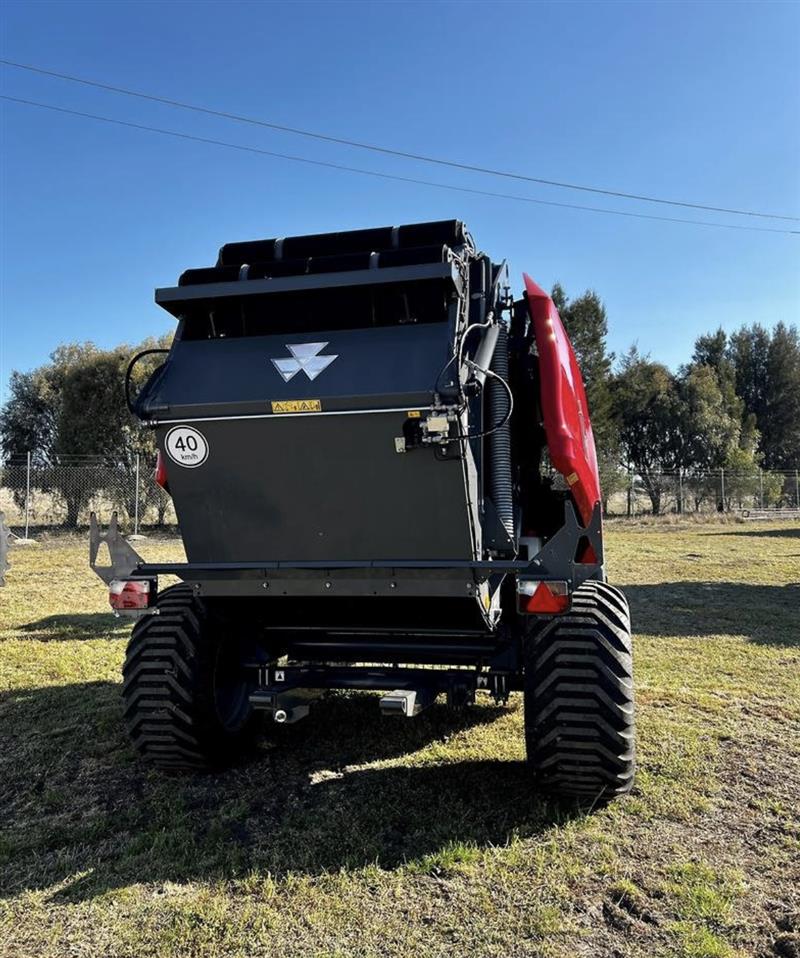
523 274 601 526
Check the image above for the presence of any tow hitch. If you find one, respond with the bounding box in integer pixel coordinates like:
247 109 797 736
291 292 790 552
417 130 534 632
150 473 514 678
245 663 520 724
249 686 323 724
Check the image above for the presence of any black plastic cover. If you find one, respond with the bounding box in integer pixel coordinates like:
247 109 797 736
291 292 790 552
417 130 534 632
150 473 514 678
215 219 464 270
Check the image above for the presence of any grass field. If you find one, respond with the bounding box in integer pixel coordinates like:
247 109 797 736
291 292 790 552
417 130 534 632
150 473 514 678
1 521 799 958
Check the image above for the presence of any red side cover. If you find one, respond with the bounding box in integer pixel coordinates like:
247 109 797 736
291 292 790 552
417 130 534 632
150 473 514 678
524 274 601 526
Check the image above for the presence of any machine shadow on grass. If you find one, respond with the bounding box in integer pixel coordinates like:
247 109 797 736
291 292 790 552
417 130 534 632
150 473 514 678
18 612 126 641
626 581 800 646
701 525 800 540
0 681 570 904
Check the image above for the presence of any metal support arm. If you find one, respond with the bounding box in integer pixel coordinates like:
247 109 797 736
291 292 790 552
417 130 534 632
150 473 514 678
89 512 145 584
522 499 604 586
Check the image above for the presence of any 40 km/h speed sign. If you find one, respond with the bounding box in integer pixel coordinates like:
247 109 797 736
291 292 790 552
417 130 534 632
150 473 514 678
165 426 209 468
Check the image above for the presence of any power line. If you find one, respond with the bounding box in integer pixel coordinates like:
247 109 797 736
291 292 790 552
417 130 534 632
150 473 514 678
2 57 798 223
2 94 797 236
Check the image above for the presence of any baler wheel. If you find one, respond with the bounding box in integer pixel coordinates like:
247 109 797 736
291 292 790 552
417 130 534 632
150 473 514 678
122 585 259 771
523 580 635 801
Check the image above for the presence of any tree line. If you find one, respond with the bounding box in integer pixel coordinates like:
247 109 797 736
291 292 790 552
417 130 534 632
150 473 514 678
554 284 800 514
0 339 171 526
1 290 798 523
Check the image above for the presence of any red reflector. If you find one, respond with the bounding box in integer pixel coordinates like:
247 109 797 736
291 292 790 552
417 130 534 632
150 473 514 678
577 540 598 564
518 581 570 614
109 579 152 611
155 451 170 493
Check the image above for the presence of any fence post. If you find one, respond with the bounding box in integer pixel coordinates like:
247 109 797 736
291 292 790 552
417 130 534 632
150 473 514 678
720 467 725 512
626 466 633 518
759 468 763 509
134 453 140 537
678 470 683 514
795 469 799 509
24 451 32 540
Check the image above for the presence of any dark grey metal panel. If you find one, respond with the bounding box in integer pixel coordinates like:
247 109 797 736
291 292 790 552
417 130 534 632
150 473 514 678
190 577 480 598
159 410 474 563
142 323 452 419
139 560 525 572
227 594 493 634
155 262 461 317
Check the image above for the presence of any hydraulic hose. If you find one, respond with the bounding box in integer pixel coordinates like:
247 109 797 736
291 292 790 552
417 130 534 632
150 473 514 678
487 326 514 540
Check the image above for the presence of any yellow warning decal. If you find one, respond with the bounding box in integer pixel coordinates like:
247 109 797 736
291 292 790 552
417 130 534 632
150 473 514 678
271 399 322 414
407 410 421 418
566 471 579 486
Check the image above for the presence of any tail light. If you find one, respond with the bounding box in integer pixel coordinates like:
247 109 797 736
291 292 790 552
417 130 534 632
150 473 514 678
155 450 170 493
518 580 570 615
109 578 155 612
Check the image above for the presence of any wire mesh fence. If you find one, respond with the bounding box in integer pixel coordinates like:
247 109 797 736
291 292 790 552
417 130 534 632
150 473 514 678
605 468 800 518
1 453 799 537
0 453 176 536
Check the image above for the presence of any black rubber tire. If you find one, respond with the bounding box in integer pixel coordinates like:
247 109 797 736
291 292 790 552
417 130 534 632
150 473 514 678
122 585 260 771
523 580 635 801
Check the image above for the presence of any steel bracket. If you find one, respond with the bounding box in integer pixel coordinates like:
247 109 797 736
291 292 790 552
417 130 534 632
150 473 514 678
89 511 145 585
522 499 604 588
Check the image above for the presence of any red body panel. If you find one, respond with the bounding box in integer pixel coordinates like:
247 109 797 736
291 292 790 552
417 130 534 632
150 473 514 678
523 274 601 526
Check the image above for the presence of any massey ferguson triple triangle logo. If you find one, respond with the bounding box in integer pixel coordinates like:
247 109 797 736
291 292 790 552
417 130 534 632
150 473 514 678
270 343 338 382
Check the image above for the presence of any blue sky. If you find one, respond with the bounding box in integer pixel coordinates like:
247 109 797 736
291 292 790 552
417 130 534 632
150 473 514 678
1 0 798 404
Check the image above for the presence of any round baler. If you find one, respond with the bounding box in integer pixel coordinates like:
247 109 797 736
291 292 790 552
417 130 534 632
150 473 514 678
91 220 634 801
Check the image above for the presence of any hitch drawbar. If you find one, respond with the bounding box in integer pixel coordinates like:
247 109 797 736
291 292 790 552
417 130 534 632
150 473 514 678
250 684 441 721
246 664 519 723
249 687 322 724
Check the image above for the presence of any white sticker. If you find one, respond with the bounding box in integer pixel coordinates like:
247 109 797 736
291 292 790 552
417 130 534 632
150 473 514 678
165 426 209 468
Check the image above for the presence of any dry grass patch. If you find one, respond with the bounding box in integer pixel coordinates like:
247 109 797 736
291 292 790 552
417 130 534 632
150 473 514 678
1 522 799 957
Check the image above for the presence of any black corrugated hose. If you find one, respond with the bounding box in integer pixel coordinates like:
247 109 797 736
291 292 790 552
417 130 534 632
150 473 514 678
487 326 514 539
